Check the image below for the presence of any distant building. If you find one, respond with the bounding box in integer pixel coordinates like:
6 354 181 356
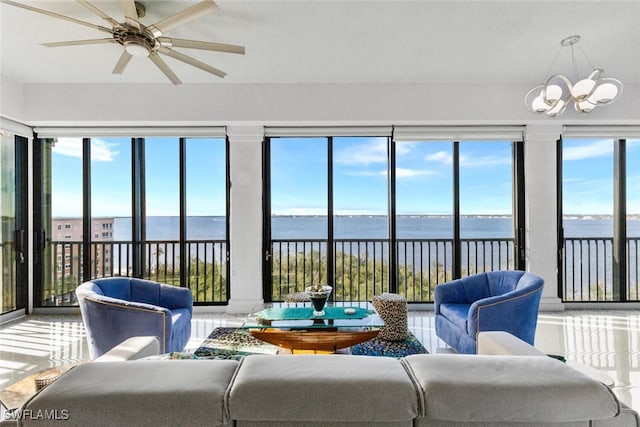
52 217 114 279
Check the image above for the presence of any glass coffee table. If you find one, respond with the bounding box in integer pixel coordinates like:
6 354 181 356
242 302 384 353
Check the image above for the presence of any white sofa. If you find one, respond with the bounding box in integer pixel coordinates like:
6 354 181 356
2 333 638 427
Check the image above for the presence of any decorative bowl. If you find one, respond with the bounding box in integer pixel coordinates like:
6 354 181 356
304 285 332 316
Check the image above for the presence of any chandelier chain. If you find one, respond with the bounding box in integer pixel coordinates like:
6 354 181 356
577 43 596 71
542 46 563 82
570 45 579 81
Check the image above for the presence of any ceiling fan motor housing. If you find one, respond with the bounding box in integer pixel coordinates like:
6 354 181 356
114 27 157 57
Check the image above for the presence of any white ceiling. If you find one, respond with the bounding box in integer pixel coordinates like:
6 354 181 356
1 0 639 86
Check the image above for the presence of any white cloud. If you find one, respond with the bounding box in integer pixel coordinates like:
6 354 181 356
425 151 510 168
52 137 118 162
563 139 612 161
460 155 510 168
335 139 387 166
91 139 119 162
425 151 452 164
396 168 434 178
52 138 83 158
395 141 414 156
346 168 433 179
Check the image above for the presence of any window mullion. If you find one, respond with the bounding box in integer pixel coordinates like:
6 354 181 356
82 138 91 283
327 137 334 297
613 139 627 301
453 141 461 279
388 136 397 294
179 138 187 288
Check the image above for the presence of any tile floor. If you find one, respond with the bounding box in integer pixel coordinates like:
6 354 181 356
0 310 638 412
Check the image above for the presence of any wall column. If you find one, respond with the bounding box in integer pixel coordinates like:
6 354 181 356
226 125 265 313
525 123 564 311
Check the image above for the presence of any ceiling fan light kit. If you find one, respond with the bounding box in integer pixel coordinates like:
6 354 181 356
524 35 623 117
1 0 245 85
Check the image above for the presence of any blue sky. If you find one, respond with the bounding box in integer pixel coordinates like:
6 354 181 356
50 136 639 217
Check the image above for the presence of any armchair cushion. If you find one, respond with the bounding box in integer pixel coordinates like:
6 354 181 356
438 304 468 332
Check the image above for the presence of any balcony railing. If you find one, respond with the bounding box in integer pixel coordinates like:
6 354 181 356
270 238 515 303
563 237 640 302
43 240 228 306
40 237 640 306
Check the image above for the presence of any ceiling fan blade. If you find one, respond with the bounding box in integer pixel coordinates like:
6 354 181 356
120 0 140 30
42 38 115 48
76 0 122 28
1 0 113 34
112 50 132 74
159 47 226 78
157 37 245 55
148 0 218 37
149 53 182 85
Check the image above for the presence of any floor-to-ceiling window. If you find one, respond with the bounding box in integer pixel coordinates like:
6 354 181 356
395 140 454 301
560 135 640 302
145 137 180 284
264 128 524 303
333 137 390 301
90 137 132 280
266 137 329 300
184 137 229 304
34 131 229 307
0 132 27 314
41 138 84 306
458 140 517 275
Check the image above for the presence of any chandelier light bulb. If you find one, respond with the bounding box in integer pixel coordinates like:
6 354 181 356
590 82 619 104
544 85 563 104
525 35 623 116
571 78 596 101
575 100 595 113
531 95 551 112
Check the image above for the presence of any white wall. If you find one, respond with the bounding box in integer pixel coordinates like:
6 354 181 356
0 76 24 123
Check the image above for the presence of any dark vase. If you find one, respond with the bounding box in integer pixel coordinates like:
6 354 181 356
304 285 332 316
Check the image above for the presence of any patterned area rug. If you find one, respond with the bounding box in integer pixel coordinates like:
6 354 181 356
193 327 280 360
350 332 429 358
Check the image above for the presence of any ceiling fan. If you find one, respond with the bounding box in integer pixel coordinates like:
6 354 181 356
1 0 245 85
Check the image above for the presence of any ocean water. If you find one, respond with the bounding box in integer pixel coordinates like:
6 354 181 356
112 215 640 241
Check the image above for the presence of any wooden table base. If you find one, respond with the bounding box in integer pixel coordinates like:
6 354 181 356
249 329 379 352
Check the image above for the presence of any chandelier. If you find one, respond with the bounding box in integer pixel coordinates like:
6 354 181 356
524 35 623 117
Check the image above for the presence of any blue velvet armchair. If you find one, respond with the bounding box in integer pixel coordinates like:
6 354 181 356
76 277 193 359
434 270 544 354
